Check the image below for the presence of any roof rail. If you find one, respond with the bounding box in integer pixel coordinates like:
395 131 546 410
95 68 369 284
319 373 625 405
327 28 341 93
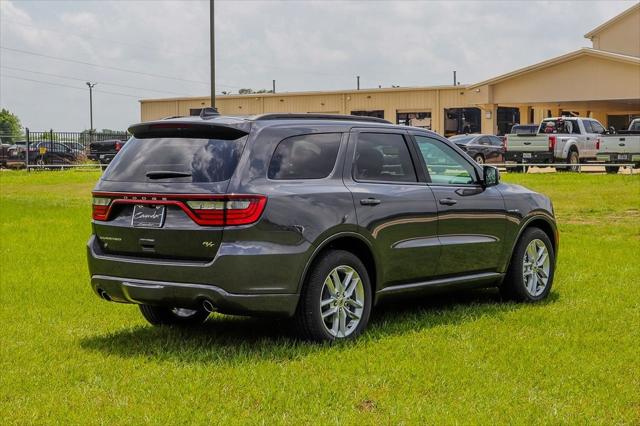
252 113 391 124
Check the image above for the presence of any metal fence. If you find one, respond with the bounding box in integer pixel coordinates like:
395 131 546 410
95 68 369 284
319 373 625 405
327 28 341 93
2 129 129 170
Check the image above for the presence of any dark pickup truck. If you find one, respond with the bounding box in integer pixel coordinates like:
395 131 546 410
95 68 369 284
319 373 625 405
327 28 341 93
88 139 127 164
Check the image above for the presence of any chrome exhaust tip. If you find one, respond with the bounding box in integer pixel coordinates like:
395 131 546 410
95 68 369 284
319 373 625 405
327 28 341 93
98 289 112 302
202 299 216 313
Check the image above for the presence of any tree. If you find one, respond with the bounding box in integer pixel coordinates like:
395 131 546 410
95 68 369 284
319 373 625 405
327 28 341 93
238 88 274 95
0 108 23 144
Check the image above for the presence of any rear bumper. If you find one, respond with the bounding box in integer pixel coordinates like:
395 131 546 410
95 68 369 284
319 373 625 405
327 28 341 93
89 153 116 163
91 275 298 316
87 234 306 316
596 153 640 164
504 151 554 163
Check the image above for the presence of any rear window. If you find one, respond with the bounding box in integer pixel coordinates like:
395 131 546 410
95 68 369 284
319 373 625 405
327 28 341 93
268 133 341 180
511 125 537 135
540 119 580 135
103 136 247 183
449 135 475 144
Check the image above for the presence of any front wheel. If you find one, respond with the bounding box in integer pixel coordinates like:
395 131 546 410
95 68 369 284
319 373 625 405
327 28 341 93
139 305 209 326
564 150 580 172
294 250 372 342
501 228 555 302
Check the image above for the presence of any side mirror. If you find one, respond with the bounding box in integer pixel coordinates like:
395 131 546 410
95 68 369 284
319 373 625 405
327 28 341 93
608 126 616 134
482 165 500 187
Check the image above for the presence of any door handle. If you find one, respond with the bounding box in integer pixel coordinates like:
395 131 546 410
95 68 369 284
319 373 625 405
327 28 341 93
439 198 457 206
360 198 381 206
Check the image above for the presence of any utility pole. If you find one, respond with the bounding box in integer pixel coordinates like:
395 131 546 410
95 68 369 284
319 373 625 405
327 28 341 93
357 76 360 90
272 79 276 93
210 0 216 109
86 82 96 133
453 70 457 86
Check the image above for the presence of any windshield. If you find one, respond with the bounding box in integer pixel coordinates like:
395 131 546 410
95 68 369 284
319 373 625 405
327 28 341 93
103 136 247 183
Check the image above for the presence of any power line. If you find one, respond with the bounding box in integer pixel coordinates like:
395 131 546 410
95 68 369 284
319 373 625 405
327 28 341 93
1 74 145 98
0 65 195 96
1 19 208 60
1 46 240 88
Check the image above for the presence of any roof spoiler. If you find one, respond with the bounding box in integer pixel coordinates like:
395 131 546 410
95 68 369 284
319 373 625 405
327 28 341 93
128 121 249 140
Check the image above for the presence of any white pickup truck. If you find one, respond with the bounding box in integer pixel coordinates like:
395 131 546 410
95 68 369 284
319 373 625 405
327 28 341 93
504 117 606 171
596 118 640 173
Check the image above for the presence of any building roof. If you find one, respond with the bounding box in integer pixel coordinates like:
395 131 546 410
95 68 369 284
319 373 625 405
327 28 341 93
584 2 640 39
139 84 466 103
468 47 640 89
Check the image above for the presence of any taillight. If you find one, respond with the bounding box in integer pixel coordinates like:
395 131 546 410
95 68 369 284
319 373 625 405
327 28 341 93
91 192 266 226
502 136 508 150
548 135 556 151
92 197 111 220
114 141 123 151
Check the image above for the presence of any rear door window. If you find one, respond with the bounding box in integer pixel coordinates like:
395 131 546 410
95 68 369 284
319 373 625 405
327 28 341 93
103 136 247 183
268 133 341 180
354 133 417 182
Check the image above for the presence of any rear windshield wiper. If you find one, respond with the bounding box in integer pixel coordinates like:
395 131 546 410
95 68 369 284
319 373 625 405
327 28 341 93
145 171 192 179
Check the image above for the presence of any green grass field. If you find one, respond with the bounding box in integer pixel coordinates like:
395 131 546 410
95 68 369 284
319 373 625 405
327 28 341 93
1 170 639 424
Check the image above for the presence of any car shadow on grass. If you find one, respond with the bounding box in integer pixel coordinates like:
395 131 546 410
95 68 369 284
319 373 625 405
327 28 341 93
80 288 559 365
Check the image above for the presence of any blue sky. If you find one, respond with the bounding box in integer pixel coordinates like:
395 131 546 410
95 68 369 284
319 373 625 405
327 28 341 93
0 0 635 131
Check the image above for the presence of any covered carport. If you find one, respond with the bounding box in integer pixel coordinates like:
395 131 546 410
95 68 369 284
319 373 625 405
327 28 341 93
467 48 640 134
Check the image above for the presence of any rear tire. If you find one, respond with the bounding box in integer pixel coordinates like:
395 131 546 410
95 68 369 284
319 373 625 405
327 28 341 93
501 227 555 302
562 149 579 172
294 250 372 342
139 305 209 326
605 166 620 174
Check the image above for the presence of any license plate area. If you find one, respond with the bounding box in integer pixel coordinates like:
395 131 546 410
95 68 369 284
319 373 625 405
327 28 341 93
522 153 532 159
132 204 165 228
617 154 628 160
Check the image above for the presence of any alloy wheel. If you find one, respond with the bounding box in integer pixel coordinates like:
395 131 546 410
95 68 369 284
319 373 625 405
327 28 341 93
522 239 551 297
320 265 365 338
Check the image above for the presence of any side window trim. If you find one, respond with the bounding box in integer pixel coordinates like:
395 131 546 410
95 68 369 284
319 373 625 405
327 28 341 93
350 130 424 185
409 132 482 186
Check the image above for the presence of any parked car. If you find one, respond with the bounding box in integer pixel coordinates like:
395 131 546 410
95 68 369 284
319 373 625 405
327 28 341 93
8 141 83 165
596 118 640 173
0 144 11 167
510 124 538 135
504 117 606 171
88 112 558 342
448 134 504 164
88 139 127 164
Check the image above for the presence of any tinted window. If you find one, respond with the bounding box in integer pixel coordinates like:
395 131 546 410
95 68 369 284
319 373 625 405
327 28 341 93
449 135 475 144
478 137 491 145
268 133 341 180
103 136 246 183
540 119 580 134
512 125 537 135
590 121 605 134
354 133 416 182
582 120 593 133
414 135 476 185
489 136 503 146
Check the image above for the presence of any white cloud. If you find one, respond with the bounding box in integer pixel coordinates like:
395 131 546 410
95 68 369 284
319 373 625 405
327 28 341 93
0 0 636 131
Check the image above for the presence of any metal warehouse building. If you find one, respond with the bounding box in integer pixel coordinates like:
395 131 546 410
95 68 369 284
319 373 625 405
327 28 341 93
140 4 640 136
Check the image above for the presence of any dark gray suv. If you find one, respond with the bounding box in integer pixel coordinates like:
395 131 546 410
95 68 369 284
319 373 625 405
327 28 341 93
88 113 558 341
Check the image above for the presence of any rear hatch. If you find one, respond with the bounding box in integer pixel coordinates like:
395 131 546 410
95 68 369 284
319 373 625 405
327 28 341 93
91 122 263 261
